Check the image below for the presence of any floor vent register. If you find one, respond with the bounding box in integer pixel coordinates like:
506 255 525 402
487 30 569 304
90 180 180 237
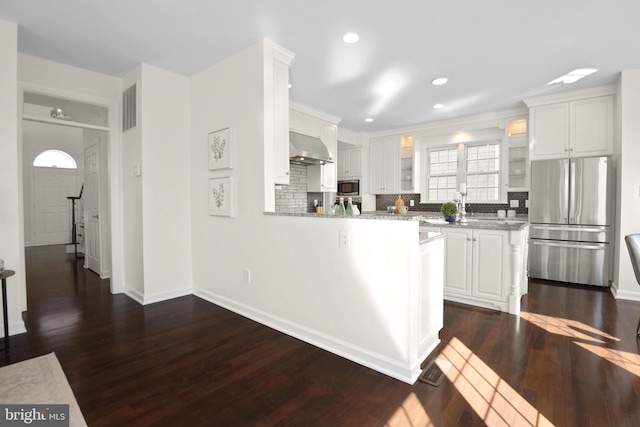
418 358 451 387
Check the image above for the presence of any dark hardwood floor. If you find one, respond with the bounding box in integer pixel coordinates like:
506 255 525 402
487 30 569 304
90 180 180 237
3 245 640 426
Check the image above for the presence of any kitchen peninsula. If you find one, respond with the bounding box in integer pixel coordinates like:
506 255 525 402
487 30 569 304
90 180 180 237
261 211 444 384
269 210 528 315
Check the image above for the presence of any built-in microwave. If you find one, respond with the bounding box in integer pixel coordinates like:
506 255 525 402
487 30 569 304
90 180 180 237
337 179 360 197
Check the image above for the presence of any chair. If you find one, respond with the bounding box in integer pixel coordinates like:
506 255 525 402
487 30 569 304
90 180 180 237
624 234 640 336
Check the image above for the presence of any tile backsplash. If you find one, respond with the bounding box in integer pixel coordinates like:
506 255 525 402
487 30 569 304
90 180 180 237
376 192 529 215
276 164 529 216
275 164 308 213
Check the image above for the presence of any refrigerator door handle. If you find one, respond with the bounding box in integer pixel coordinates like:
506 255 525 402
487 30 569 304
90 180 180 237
531 240 606 250
532 225 606 233
568 159 576 224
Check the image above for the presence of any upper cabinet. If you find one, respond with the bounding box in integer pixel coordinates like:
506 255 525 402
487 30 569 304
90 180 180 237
370 135 400 194
369 134 416 194
337 147 362 178
506 117 528 191
400 135 415 192
526 88 614 161
271 43 295 185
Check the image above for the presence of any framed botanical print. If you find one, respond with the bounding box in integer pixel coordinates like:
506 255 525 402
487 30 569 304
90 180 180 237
208 127 232 170
208 177 234 217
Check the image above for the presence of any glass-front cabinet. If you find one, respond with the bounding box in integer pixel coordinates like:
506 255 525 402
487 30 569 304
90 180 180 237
507 117 528 191
400 135 414 192
370 134 417 194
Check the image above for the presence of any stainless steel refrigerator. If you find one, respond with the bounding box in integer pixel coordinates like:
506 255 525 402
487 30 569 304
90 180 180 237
529 156 614 287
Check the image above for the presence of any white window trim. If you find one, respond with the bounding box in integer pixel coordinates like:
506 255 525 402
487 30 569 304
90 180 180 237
424 145 459 203
421 140 507 204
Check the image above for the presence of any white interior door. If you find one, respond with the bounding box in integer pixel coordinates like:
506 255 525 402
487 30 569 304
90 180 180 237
85 144 101 273
33 167 77 246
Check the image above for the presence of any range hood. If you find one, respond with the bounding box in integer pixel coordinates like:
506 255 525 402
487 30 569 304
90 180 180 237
289 131 334 165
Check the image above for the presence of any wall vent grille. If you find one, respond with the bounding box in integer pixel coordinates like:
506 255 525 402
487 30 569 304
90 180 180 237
122 83 137 131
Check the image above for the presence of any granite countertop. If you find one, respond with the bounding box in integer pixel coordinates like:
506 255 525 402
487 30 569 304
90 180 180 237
264 211 422 221
264 211 528 230
419 214 528 231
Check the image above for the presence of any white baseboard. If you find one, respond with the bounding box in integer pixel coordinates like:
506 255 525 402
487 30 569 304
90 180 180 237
124 287 192 306
193 287 421 384
610 280 640 301
0 319 27 338
124 288 144 305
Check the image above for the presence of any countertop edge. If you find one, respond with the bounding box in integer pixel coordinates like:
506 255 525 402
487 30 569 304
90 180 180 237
264 212 421 221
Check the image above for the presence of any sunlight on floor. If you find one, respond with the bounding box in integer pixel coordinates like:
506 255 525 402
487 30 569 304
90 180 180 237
574 341 640 377
520 312 620 344
437 337 554 427
384 392 433 427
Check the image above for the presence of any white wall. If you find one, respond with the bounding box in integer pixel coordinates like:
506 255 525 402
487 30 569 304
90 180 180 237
139 64 192 303
22 122 84 246
613 70 640 300
0 20 27 337
121 66 144 300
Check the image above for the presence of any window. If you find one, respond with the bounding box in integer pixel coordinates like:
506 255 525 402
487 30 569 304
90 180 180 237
424 142 502 203
33 150 77 169
427 147 457 201
466 143 500 201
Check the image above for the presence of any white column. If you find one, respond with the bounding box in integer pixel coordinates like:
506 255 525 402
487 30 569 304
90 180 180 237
508 229 524 315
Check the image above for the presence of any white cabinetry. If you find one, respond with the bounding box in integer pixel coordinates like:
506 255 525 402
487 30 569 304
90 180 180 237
400 136 415 192
528 93 614 160
419 225 528 314
337 148 362 178
271 44 295 185
443 228 506 302
370 136 400 194
507 117 528 191
370 134 416 194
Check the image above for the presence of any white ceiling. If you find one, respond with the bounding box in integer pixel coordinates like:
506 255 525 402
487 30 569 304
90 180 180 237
3 0 640 132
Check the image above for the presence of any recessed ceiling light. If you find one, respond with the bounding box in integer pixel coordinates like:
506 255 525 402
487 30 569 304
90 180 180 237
431 77 448 86
548 68 598 85
364 117 374 122
433 104 444 109
343 33 360 44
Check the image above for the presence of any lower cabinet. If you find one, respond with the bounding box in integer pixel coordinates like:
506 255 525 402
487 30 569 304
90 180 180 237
420 225 528 314
444 228 506 304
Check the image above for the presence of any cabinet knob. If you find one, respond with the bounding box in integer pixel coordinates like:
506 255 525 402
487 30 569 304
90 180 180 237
473 238 477 241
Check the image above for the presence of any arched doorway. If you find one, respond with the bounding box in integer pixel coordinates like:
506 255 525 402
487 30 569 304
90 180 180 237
31 149 80 246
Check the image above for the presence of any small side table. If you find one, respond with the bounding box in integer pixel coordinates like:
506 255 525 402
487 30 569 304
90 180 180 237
0 269 15 357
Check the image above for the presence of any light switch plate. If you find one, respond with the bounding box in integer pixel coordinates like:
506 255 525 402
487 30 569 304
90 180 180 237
510 200 519 208
525 199 529 208
410 200 415 207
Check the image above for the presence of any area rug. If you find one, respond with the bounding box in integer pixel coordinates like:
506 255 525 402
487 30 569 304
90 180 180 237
0 352 87 426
